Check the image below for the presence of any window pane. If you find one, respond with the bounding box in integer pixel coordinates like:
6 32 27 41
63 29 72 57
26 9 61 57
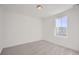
61 16 67 28
56 18 61 27
56 16 67 28
55 16 68 36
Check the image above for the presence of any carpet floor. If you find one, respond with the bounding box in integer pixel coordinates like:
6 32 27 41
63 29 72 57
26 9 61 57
1 40 79 55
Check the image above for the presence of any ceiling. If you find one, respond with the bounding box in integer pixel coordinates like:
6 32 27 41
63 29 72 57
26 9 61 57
2 4 74 19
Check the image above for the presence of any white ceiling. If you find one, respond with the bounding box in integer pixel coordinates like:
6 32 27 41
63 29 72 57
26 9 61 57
2 4 74 18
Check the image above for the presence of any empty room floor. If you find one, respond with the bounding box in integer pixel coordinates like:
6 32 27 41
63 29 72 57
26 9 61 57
1 40 79 55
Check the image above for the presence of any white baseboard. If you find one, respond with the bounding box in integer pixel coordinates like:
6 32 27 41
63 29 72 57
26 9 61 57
0 48 3 54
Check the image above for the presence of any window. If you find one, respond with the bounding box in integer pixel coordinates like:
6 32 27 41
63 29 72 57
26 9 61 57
55 16 68 37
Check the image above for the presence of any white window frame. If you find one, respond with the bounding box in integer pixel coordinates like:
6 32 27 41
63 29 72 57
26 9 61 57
55 16 68 38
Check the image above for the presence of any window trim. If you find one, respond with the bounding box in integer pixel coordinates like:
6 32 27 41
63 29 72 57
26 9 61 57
55 16 68 38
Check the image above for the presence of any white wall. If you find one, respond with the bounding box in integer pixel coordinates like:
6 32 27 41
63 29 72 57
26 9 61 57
3 10 42 48
0 7 2 49
1 4 79 53
43 5 79 52
0 6 4 53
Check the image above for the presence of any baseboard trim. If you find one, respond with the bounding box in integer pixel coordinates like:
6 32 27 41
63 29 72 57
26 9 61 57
45 40 79 53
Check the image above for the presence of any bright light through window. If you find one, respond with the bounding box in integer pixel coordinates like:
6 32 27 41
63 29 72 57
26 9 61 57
55 16 68 37
56 16 67 27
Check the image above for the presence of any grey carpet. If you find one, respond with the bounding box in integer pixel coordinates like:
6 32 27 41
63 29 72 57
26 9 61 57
1 40 79 55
